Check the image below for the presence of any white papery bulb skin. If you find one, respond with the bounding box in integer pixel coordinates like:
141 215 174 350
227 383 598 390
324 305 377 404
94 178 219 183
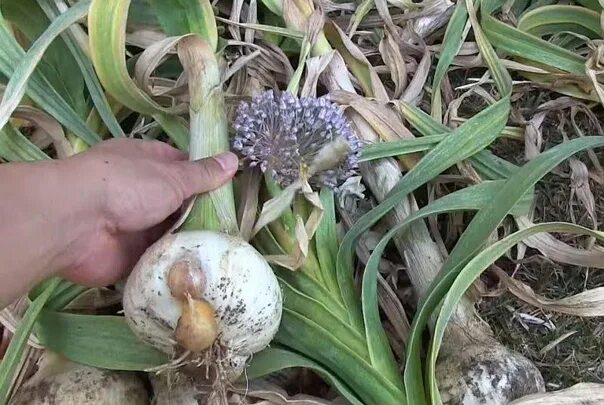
122 230 282 379
436 343 545 404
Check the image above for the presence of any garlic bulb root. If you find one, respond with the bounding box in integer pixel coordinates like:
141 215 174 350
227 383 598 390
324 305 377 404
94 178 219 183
149 372 202 405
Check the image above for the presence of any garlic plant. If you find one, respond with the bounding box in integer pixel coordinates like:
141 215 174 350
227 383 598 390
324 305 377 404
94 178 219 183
263 1 550 404
361 159 545 404
232 91 406 404
277 4 563 405
121 36 282 386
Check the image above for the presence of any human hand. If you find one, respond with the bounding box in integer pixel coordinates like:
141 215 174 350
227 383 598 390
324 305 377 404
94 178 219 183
60 138 239 286
0 138 238 306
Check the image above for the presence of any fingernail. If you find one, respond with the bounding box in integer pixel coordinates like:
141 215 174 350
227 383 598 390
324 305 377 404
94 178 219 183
213 152 238 171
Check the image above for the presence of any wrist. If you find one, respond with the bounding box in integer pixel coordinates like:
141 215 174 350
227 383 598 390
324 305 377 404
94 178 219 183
50 156 111 273
0 159 102 303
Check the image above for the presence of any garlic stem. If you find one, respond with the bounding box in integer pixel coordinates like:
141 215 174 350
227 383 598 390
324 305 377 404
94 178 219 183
177 36 237 234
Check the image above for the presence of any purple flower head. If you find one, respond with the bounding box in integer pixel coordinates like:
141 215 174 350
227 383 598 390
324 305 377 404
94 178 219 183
232 90 362 190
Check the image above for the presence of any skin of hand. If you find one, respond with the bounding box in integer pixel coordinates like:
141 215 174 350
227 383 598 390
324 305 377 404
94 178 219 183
0 138 238 308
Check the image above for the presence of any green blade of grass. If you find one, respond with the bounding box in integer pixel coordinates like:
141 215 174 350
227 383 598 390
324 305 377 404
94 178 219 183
360 134 447 161
431 0 469 120
0 123 49 161
0 278 60 403
0 9 100 145
126 0 161 29
260 0 283 16
29 279 85 311
0 1 90 133
400 92 524 184
246 347 363 405
313 188 342 296
30 279 72 302
2 0 86 115
279 279 368 355
214 18 305 40
276 269 349 321
276 309 406 404
399 73 520 183
517 5 601 39
482 11 586 74
88 0 164 116
470 149 519 180
88 0 189 148
37 0 125 138
147 0 217 50
406 135 604 404
575 0 602 12
399 91 530 195
45 284 88 310
286 19 316 94
34 311 169 371
153 113 190 151
473 0 513 94
347 0 375 35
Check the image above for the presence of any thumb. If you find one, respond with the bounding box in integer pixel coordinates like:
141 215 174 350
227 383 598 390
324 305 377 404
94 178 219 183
170 151 239 198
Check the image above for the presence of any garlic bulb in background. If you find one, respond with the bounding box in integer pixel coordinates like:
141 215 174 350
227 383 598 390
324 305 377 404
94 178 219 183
509 382 604 404
9 353 148 405
436 318 545 404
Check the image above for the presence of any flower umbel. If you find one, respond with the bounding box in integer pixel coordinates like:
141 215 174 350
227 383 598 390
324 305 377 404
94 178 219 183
232 91 362 189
